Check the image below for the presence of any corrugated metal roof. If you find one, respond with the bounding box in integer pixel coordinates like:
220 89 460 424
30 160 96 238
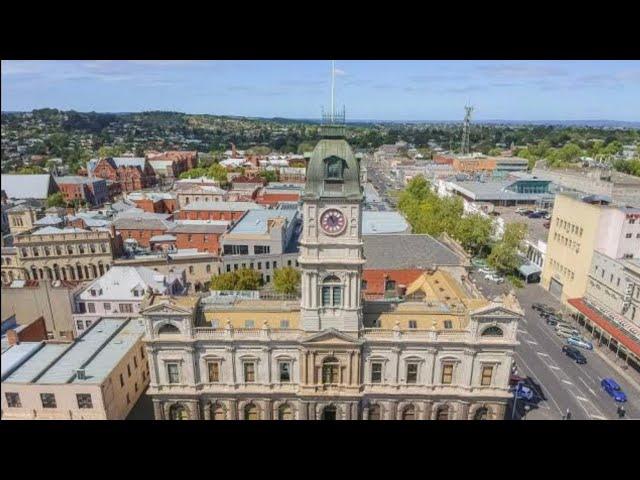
182 201 263 212
229 208 298 235
362 211 410 235
2 174 54 200
3 343 69 383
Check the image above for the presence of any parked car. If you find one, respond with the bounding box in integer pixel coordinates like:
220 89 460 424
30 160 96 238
528 212 544 218
479 267 496 275
484 274 505 284
566 336 594 350
532 303 548 312
562 345 587 364
471 257 488 268
556 324 580 336
546 317 560 327
556 328 575 339
515 384 535 401
601 378 627 402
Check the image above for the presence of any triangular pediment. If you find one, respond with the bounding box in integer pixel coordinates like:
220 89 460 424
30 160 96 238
471 304 522 318
302 328 362 345
141 300 191 316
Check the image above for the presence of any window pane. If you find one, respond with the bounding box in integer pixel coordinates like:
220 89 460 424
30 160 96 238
244 363 255 383
332 286 342 306
208 362 220 382
167 363 180 383
407 363 418 383
322 286 331 306
371 362 382 383
442 364 453 384
77 394 93 409
279 362 291 382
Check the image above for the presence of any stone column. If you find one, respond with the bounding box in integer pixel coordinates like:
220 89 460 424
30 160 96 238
153 400 164 420
458 401 470 420
189 400 201 420
202 400 211 420
263 399 272 420
422 401 433 420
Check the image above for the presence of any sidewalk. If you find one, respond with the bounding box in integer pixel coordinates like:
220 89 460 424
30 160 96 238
593 344 640 393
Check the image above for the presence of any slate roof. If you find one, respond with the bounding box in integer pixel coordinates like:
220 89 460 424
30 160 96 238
363 234 463 270
181 201 264 212
2 174 55 200
113 216 175 231
168 221 229 234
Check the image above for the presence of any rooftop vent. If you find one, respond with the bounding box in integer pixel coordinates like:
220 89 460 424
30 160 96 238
76 368 86 380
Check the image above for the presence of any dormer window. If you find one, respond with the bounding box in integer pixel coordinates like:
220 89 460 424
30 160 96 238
90 289 97 296
325 156 344 180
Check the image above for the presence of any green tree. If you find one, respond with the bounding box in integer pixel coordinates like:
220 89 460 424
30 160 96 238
452 214 494 256
97 145 125 158
488 147 503 156
487 222 527 274
247 146 271 156
273 267 301 294
17 165 46 174
46 192 66 208
297 142 316 155
210 269 262 291
259 170 277 182
207 163 229 183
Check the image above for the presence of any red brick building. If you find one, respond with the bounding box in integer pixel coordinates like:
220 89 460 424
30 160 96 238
176 201 263 222
146 151 198 178
167 221 229 254
90 157 157 192
255 186 301 206
55 176 109 206
128 192 177 214
113 215 174 248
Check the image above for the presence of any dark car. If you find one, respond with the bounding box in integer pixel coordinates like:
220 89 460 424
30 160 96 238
528 212 544 218
562 345 587 364
532 303 548 312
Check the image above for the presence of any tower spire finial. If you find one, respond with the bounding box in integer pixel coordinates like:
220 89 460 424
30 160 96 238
331 60 335 123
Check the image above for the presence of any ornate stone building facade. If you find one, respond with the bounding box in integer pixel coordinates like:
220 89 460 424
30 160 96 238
142 119 522 420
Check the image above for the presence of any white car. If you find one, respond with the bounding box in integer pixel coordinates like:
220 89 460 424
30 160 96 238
479 267 497 275
484 274 505 284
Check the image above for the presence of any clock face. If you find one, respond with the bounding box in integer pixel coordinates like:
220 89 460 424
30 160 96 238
320 208 347 235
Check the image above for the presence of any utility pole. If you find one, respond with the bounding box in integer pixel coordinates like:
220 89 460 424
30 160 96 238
461 104 474 156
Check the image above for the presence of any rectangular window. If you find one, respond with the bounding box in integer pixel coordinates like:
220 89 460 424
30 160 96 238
245 319 255 328
371 362 383 383
257 262 262 269
279 362 291 382
223 245 249 255
444 320 453 329
226 264 231 272
77 394 93 409
280 319 290 328
265 261 270 269
626 233 632 238
119 304 133 313
385 280 396 291
134 356 138 368
127 364 132 377
167 363 180 384
104 303 111 310
5 392 21 408
87 303 95 313
41 393 57 408
481 366 494 386
76 320 85 330
332 287 341 306
254 245 270 254
207 361 220 383
120 373 124 387
244 362 256 383
322 286 331 306
126 393 130 405
406 363 418 384
140 346 145 359
441 364 454 385
273 261 277 269
408 320 417 329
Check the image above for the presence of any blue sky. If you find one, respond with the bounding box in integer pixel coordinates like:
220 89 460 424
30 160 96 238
2 60 639 121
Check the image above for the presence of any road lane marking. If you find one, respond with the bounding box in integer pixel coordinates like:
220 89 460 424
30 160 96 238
592 415 607 420
514 351 564 417
576 396 589 402
537 352 550 357
562 379 573 385
579 377 597 396
550 365 561 371
525 340 539 345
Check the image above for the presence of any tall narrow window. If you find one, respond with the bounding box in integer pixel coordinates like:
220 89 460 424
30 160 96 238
41 393 57 409
406 363 418 384
322 357 340 384
322 286 331 306
208 361 220 383
441 363 454 385
481 366 494 386
279 362 291 383
244 362 256 383
371 362 383 383
167 363 180 384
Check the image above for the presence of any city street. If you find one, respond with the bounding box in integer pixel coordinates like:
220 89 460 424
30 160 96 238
470 271 640 420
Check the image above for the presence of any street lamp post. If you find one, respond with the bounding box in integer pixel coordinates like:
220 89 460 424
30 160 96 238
523 404 531 420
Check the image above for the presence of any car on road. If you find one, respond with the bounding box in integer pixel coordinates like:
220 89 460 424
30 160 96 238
601 378 627 402
484 274 505 284
517 209 533 216
556 324 580 336
528 212 544 218
566 336 594 350
556 328 576 339
532 303 549 312
562 345 587 364
514 384 535 401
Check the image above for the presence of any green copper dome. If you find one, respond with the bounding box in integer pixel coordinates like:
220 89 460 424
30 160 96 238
303 127 362 201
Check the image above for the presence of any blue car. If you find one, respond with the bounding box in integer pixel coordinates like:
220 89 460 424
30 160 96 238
566 336 594 350
601 378 627 402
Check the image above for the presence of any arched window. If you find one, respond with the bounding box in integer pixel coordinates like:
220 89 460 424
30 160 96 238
481 326 504 337
44 246 51 256
369 404 381 420
402 405 415 420
325 156 344 180
322 357 340 384
321 275 342 307
436 405 450 420
322 405 337 420
244 403 259 420
158 324 180 335
473 407 489 420
210 403 226 420
278 404 293 420
169 404 189 420
56 246 62 255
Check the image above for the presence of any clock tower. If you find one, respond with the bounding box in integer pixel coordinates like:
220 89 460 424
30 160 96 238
299 110 365 332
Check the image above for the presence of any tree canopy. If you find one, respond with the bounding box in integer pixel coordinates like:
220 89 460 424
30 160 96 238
46 192 66 208
487 222 528 275
210 269 262 291
273 267 301 294
179 163 228 183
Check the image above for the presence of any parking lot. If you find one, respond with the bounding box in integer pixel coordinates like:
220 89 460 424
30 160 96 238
492 205 551 244
470 270 640 420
